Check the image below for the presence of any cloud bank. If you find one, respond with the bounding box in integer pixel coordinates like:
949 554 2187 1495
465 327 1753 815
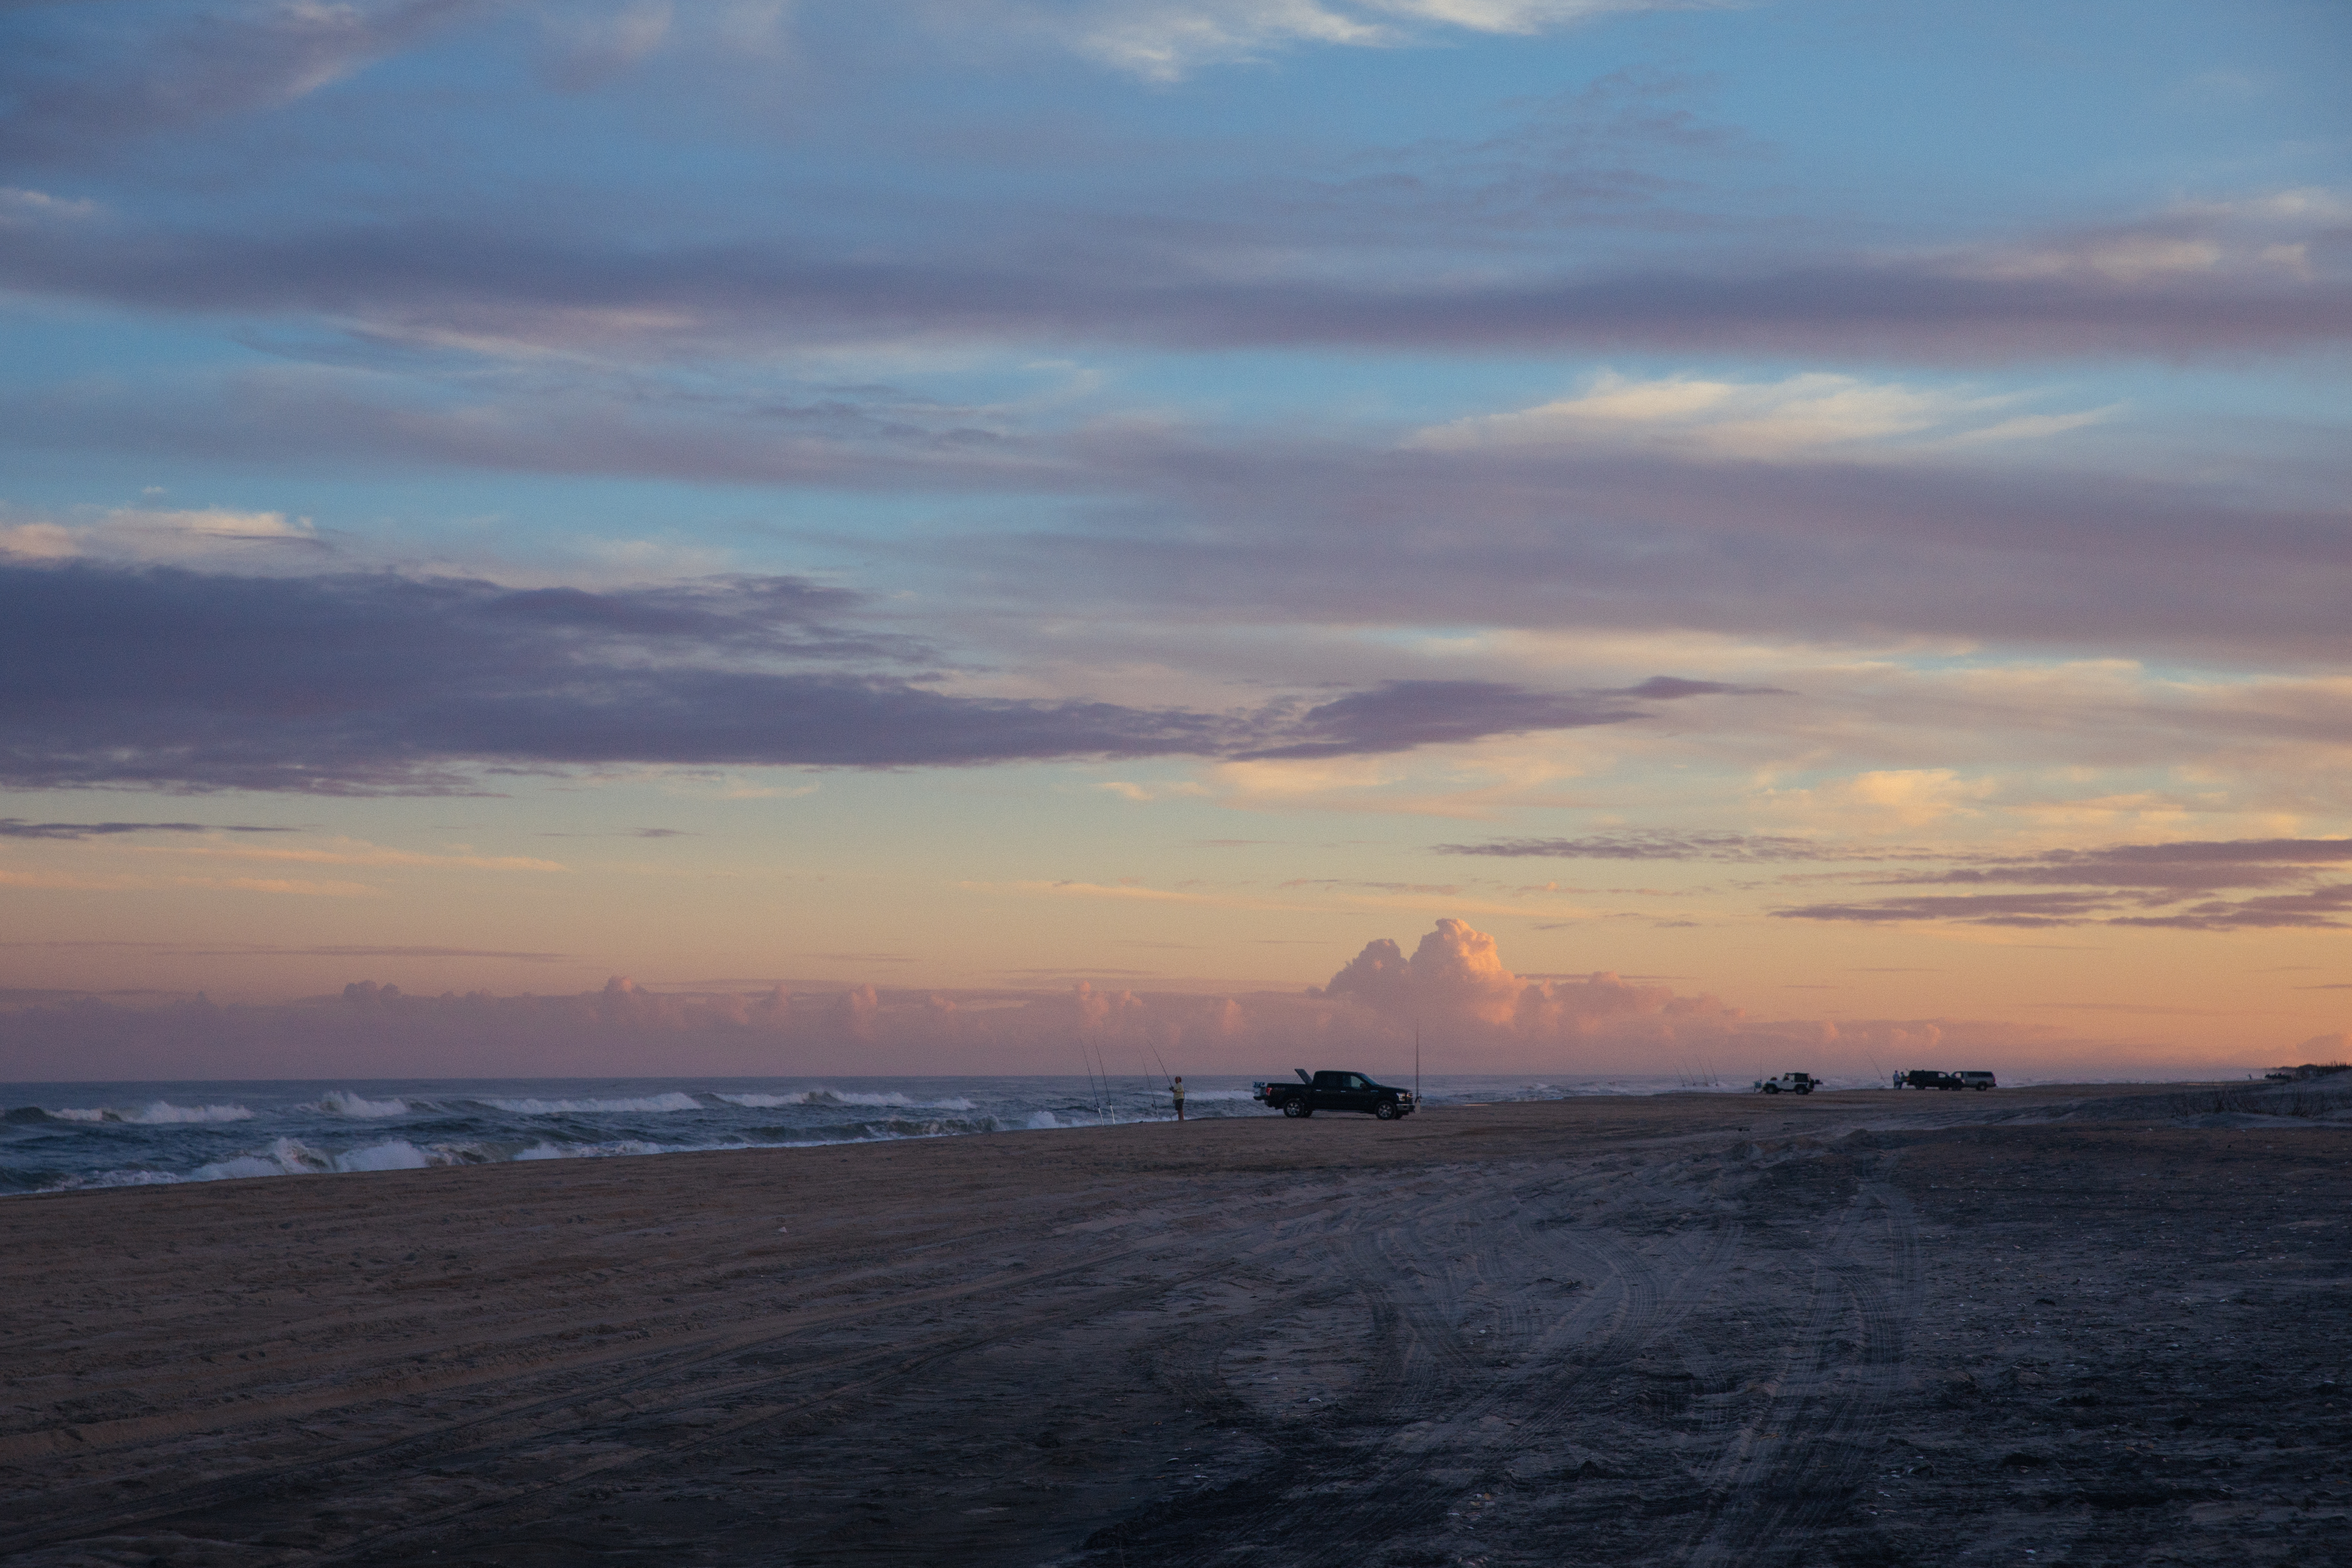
0 922 2167 1080
3 204 2341 361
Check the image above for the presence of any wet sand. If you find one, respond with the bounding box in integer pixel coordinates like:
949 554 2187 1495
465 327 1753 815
4 1080 2348 1567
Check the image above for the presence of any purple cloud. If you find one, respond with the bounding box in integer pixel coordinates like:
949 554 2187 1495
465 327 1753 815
1913 839 2352 894
0 203 2343 360
1005 435 2352 660
1437 831 1833 861
0 561 1747 791
19 368 2342 665
1232 681 1640 760
0 818 294 840
1771 892 2130 928
0 0 485 165
1606 676 1786 699
2107 885 2352 931
1771 839 2352 930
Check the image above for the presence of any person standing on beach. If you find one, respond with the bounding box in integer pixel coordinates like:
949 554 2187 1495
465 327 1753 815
1171 1076 1186 1121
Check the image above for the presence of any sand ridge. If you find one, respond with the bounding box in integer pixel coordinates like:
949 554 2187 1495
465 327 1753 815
2 1081 2347 1566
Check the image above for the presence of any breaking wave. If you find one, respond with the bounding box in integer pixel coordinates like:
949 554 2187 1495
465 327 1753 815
314 1090 414 1117
47 1100 256 1125
716 1089 978 1111
480 1093 707 1115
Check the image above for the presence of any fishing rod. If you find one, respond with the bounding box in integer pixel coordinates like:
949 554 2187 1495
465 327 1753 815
1142 1037 1178 1122
1078 1038 1109 1124
1089 1039 1115 1123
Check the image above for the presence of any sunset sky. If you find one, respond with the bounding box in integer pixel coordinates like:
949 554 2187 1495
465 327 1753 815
3 0 2348 1080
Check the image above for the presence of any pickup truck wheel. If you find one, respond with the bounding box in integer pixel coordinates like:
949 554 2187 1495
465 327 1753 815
1282 1100 1307 1118
1375 1100 1398 1120
1763 1084 1779 1094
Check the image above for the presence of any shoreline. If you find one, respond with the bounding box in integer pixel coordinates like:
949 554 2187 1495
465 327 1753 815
5 1078 2346 1566
3 1074 2298 1200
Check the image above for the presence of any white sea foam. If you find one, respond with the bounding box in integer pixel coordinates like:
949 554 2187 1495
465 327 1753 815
508 1138 676 1162
833 1090 975 1111
61 1168 185 1189
185 1135 448 1181
50 1100 256 1125
334 1139 437 1172
314 1090 412 1118
1025 1110 1061 1129
482 1093 707 1115
714 1092 809 1108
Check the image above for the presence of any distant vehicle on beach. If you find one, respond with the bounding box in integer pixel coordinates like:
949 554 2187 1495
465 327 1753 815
1892 1069 1997 1090
1754 1072 1817 1095
2265 1062 2350 1083
1253 1070 1418 1120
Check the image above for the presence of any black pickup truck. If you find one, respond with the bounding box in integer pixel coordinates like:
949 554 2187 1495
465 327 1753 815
1893 1070 1996 1091
1253 1070 1418 1121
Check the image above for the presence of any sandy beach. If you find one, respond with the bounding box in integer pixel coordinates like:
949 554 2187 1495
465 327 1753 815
4 1080 2347 1567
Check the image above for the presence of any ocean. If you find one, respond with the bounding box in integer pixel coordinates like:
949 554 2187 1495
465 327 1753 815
1 1072 1788 1196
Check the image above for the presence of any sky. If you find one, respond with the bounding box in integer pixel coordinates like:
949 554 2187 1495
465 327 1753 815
2 0 2348 1081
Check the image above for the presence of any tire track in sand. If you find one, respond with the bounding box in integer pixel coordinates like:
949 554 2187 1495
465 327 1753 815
1070 1169 1503 1565
3 1232 1237 1564
1076 1161 1746 1568
1677 1172 1923 1568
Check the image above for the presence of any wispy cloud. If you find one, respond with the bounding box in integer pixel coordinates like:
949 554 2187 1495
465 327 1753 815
1772 838 2352 930
1437 830 1835 860
1 939 570 962
119 840 568 872
1231 680 1643 760
1018 0 1719 81
0 504 324 564
0 192 2341 361
1410 370 2116 462
0 0 489 165
0 818 294 841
